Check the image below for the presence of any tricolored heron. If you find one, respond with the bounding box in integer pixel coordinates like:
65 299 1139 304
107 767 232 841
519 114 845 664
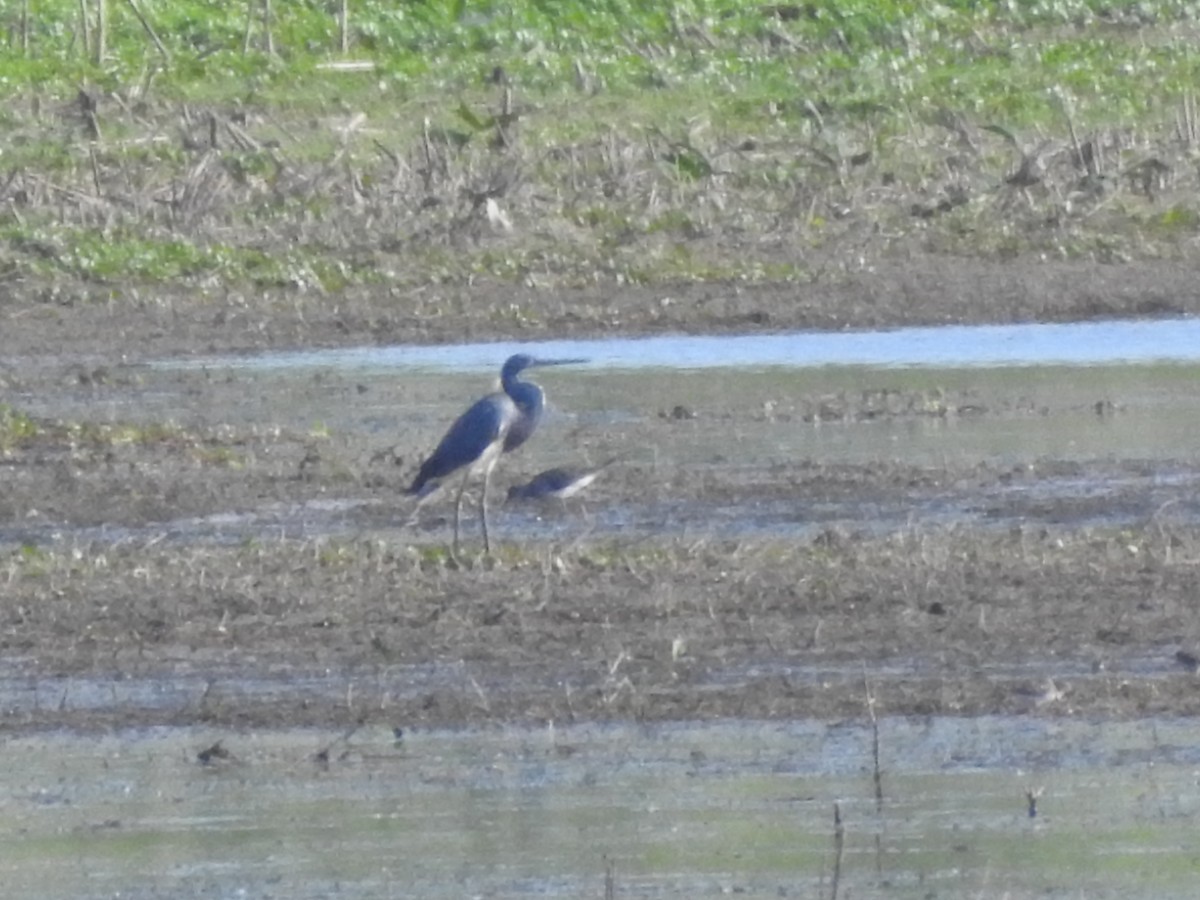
506 457 619 503
407 353 583 552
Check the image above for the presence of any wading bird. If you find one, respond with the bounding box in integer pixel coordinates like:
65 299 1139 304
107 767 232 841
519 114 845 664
506 458 619 503
407 353 583 552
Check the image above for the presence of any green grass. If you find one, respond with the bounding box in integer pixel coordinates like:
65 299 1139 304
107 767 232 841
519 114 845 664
9 1 1200 128
5 1 1200 295
0 222 379 289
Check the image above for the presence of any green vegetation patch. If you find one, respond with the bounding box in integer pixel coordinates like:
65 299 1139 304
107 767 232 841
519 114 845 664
4 1 1200 299
0 403 248 464
0 404 41 451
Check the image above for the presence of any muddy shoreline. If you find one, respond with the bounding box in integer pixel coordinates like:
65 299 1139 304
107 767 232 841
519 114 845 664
4 256 1200 369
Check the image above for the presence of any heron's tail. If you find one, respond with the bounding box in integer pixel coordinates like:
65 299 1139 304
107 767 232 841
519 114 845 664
407 463 436 497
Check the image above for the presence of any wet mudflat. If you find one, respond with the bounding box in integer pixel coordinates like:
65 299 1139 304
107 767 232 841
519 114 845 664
4 341 1200 731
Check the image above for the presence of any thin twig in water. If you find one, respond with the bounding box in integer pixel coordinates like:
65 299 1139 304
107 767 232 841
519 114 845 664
865 667 883 812
830 802 844 900
314 722 363 765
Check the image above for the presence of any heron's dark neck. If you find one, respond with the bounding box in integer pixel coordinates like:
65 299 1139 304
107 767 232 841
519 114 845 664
502 371 526 398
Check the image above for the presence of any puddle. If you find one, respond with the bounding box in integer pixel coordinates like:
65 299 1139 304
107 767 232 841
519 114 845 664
163 317 1200 372
2 717 1198 898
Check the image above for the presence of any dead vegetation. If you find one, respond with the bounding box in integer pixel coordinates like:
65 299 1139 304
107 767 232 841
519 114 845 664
6 77 1200 329
4 519 1200 730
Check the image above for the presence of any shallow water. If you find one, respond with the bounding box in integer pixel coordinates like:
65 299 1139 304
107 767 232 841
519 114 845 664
140 319 1200 478
3 717 1198 899
166 317 1200 372
14 347 1200 546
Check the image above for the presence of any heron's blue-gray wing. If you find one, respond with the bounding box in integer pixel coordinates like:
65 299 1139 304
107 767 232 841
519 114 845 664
409 392 514 494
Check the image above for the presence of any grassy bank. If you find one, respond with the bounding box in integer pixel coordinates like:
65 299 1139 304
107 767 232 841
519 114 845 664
4 1 1200 306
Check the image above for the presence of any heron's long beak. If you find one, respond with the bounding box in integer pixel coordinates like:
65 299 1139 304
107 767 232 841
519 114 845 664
531 357 588 368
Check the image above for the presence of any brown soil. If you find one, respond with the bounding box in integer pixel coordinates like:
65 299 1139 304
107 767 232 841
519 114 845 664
3 255 1200 733
4 256 1200 365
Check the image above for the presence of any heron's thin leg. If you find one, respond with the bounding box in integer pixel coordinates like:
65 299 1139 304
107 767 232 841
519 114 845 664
480 464 493 554
453 470 470 552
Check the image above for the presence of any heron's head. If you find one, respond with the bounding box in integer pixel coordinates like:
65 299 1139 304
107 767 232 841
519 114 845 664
501 354 537 381
501 353 587 384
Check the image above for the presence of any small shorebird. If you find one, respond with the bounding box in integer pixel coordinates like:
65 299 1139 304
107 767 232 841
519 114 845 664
507 458 619 503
